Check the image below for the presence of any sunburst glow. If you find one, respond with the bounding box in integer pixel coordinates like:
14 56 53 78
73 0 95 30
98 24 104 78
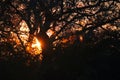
26 37 42 55
31 37 42 52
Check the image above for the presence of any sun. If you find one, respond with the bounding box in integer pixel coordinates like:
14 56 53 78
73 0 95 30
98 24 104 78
31 37 42 52
26 36 42 55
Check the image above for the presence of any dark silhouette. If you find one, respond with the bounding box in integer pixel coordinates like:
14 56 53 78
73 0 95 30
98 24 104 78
0 0 120 80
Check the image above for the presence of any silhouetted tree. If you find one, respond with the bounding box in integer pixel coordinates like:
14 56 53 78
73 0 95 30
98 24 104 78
0 0 120 53
1 0 120 80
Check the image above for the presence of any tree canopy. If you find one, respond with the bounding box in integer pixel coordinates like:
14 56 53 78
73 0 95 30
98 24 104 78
0 0 120 60
0 0 120 80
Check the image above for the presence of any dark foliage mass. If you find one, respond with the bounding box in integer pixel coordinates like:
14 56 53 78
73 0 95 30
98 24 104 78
0 0 120 80
0 40 120 80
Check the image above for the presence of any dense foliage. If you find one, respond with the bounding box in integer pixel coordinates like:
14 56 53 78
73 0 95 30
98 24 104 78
0 0 120 80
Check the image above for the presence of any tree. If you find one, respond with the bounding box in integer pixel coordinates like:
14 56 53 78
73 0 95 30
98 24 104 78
1 0 120 80
0 0 120 56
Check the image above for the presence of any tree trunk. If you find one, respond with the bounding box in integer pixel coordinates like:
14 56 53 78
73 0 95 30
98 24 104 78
36 30 54 64
37 31 52 54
